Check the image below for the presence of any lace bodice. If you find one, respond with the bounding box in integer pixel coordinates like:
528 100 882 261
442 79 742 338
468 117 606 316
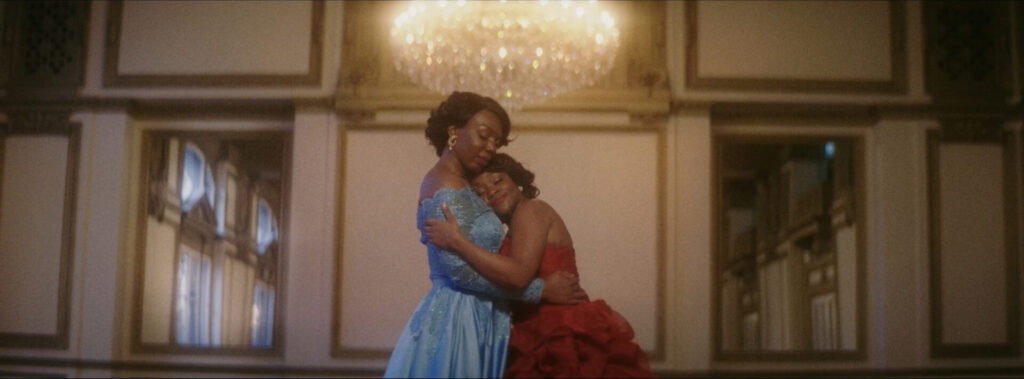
417 186 544 302
386 186 542 377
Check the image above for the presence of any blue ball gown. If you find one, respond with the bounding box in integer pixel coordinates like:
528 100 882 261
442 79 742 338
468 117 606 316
384 187 545 378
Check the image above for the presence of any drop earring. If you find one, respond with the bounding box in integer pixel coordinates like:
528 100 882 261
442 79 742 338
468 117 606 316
447 135 457 151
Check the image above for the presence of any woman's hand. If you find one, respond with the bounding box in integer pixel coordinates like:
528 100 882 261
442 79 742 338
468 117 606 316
423 203 464 251
541 271 588 304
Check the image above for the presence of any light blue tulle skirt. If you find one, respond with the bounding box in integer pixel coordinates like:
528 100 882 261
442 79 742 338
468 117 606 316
384 280 511 378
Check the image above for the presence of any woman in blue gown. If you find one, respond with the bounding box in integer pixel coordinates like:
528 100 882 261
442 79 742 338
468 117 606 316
384 92 586 378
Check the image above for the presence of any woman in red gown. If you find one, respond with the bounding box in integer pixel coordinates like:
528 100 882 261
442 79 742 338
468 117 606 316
424 153 653 378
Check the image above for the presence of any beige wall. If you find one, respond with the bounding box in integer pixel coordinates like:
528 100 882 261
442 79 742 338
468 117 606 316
117 1 312 75
504 130 662 350
695 1 892 81
1 0 1022 376
337 128 434 351
937 144 1008 344
0 136 69 335
336 126 662 352
141 217 175 345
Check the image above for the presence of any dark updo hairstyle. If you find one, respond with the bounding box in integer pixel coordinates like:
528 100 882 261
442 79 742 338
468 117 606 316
426 91 512 157
478 153 539 199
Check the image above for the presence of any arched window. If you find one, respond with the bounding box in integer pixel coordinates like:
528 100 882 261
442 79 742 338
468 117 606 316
255 199 278 254
180 143 215 212
138 131 288 353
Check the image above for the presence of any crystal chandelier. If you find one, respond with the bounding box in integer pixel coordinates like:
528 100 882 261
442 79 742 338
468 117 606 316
390 0 620 110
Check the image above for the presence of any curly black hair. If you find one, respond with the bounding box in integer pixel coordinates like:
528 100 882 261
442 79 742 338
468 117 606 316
477 153 539 199
425 91 511 157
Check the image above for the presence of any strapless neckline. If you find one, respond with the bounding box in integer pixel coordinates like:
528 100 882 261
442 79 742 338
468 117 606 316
499 238 579 277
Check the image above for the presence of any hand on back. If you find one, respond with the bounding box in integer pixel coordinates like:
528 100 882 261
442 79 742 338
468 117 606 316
541 271 588 304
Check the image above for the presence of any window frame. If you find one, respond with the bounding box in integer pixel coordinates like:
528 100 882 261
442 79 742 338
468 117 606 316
132 130 290 356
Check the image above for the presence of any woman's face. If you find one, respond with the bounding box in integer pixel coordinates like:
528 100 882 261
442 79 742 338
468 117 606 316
451 110 503 173
472 171 521 218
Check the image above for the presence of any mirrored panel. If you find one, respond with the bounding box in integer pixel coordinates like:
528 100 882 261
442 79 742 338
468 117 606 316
713 135 865 360
133 130 289 354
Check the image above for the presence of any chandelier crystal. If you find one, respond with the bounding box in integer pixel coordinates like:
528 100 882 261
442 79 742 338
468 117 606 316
390 0 621 110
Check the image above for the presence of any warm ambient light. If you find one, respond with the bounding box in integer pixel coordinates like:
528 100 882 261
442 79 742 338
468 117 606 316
390 0 621 110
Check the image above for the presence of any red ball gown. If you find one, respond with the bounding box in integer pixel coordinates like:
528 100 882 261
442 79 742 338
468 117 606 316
499 239 654 378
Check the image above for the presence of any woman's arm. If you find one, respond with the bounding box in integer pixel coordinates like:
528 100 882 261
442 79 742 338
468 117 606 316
427 201 550 290
423 193 586 304
438 253 583 304
419 191 547 303
435 250 547 303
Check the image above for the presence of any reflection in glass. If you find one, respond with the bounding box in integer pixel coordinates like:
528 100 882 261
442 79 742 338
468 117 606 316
256 199 278 255
175 248 212 346
180 144 207 212
715 137 862 358
251 282 275 347
136 132 286 352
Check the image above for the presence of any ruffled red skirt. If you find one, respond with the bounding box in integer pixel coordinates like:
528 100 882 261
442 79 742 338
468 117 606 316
504 300 653 378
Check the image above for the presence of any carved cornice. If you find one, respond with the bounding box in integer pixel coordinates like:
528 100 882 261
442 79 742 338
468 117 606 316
670 100 1022 123
131 99 294 121
877 103 1023 120
3 110 72 135
0 98 1016 127
708 102 878 125
1 97 134 113
939 118 1005 143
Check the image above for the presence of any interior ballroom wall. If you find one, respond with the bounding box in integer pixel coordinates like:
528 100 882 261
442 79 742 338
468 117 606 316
0 0 1021 377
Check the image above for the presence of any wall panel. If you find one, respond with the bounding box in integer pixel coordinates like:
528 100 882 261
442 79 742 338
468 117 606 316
333 123 665 360
686 0 905 93
928 122 1020 358
104 0 323 87
502 130 662 353
334 129 434 356
0 137 69 335
0 123 79 350
938 145 1006 344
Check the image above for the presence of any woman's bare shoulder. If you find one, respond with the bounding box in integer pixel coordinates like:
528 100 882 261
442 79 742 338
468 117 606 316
515 198 572 247
514 198 558 219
